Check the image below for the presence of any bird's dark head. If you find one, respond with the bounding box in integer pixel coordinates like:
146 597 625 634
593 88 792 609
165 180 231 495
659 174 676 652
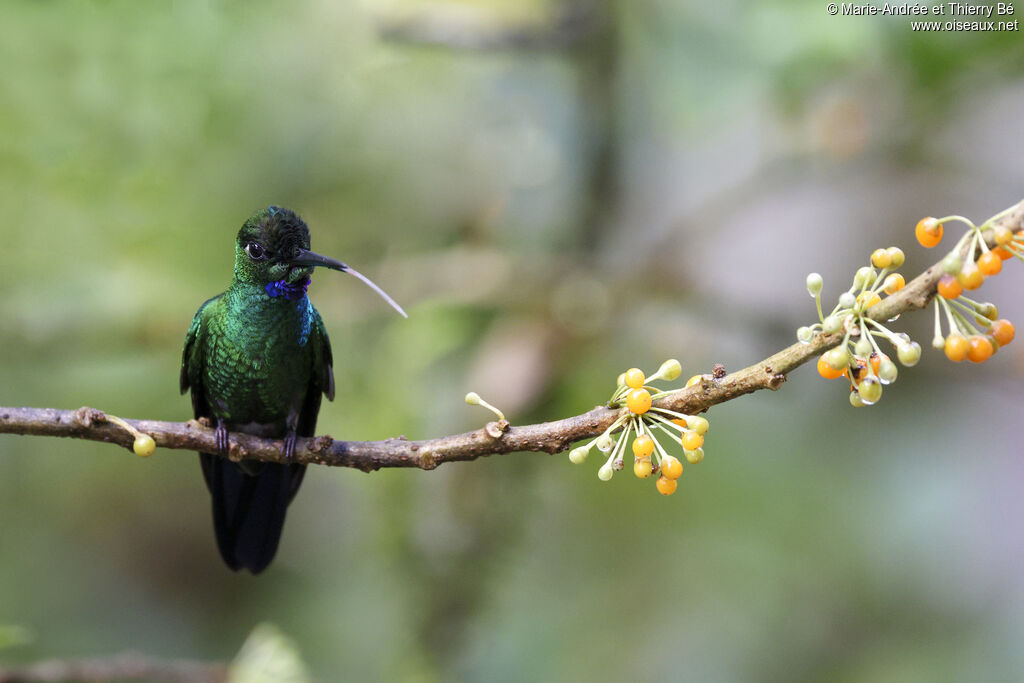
235 206 314 286
233 206 407 316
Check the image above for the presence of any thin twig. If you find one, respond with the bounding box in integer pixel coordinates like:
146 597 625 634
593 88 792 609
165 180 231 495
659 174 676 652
0 652 226 683
1 200 1021 471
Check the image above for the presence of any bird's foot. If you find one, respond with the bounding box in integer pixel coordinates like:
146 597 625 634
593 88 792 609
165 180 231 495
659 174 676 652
215 419 230 457
282 431 297 460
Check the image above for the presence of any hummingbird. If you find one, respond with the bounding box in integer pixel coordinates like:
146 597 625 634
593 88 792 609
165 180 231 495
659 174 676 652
180 207 406 573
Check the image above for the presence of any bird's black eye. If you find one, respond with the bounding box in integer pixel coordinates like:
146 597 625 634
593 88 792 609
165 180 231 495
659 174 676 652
246 241 266 260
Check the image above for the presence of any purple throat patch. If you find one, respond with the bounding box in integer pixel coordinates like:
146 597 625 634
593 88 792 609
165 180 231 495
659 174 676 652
265 278 310 301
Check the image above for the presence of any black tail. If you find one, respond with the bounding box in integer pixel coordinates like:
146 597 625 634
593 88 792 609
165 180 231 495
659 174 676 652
200 454 306 574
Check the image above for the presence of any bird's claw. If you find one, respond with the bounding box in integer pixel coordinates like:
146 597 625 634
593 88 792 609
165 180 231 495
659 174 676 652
215 419 230 457
282 432 297 460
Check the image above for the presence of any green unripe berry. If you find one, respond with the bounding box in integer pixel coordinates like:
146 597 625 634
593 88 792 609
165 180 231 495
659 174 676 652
978 303 998 320
887 247 905 268
932 335 945 349
849 391 865 408
806 273 823 297
598 463 614 481
684 448 704 464
854 337 872 357
133 434 156 457
942 254 962 275
657 358 682 381
688 415 709 435
825 347 850 371
596 434 614 452
877 359 898 384
569 446 589 464
797 326 813 343
858 376 882 405
897 341 921 366
855 266 876 286
823 316 843 334
838 292 856 310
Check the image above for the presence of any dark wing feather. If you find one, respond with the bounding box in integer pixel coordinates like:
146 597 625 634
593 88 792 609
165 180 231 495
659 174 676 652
310 306 335 402
181 296 218 489
286 306 334 500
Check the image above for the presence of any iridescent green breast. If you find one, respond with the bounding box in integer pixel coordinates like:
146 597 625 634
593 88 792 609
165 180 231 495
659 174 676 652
200 282 315 425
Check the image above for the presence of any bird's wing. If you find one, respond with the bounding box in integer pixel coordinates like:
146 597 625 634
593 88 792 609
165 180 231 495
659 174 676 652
180 294 221 417
309 305 335 403
182 295 221 493
286 306 335 501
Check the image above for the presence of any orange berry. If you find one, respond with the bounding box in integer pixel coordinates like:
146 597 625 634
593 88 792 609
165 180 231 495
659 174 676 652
915 217 944 248
656 475 677 496
632 434 655 458
671 418 688 428
624 368 645 390
883 273 905 294
990 319 1015 346
626 388 652 414
937 274 962 299
957 263 984 290
634 458 653 479
817 355 846 379
870 248 891 268
977 251 1003 276
993 226 1013 245
944 334 969 362
681 431 703 451
967 335 994 363
661 455 683 480
993 245 1015 261
869 353 888 376
857 291 881 309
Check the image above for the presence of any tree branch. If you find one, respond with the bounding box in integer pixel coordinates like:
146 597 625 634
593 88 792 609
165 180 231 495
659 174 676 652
0 652 225 683
1 201 1021 471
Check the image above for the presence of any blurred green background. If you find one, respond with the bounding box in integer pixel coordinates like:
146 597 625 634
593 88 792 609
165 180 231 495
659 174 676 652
2 1 1024 681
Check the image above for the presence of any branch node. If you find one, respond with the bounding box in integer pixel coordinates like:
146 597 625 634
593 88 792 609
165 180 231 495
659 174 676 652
308 435 334 455
227 441 244 462
712 364 727 379
484 419 510 439
73 406 106 428
418 450 437 470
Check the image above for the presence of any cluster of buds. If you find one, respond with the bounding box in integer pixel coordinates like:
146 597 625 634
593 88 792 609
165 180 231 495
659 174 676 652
567 359 709 496
917 215 1019 362
800 246 919 407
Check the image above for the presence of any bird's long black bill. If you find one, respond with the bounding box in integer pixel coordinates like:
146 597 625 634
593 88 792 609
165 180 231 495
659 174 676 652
292 248 408 318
